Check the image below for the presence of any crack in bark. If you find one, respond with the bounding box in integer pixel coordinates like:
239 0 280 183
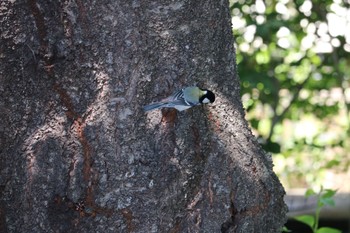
53 84 91 196
52 84 112 216
28 0 55 73
28 0 48 49
120 208 134 233
224 184 272 232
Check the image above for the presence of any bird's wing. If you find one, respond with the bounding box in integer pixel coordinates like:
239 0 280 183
169 89 185 101
169 88 199 105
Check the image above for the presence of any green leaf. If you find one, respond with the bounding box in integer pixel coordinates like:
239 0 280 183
325 159 340 169
319 189 337 206
320 197 335 206
262 140 281 153
281 226 291 232
316 227 342 233
305 188 316 197
322 189 337 199
294 215 315 229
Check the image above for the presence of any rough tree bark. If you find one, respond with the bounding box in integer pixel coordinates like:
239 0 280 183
0 0 287 232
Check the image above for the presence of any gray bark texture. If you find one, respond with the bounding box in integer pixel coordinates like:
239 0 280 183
0 0 287 232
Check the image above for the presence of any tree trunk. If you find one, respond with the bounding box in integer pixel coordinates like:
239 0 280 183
0 0 287 232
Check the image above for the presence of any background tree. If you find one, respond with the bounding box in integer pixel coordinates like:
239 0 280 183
0 0 286 232
230 0 350 189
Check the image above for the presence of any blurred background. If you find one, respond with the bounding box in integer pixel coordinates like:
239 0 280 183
229 0 350 232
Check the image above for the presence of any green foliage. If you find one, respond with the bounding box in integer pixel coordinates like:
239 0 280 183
316 227 342 233
293 187 341 233
294 215 315 229
281 226 291 232
230 0 350 189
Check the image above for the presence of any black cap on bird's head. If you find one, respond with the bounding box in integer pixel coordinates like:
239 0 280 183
199 89 215 104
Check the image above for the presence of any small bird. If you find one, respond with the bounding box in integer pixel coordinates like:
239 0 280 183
143 86 215 112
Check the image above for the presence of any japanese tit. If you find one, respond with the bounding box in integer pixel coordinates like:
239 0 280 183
143 86 215 112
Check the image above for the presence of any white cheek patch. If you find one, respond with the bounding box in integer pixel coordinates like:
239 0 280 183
202 98 210 103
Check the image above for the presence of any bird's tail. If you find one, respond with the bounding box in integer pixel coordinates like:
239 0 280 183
143 102 166 112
